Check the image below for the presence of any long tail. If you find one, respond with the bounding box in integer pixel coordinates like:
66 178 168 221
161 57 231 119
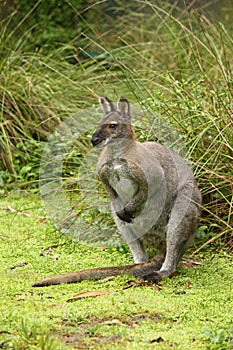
32 260 162 287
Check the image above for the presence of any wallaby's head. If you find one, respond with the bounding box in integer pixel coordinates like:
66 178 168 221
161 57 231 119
91 97 134 147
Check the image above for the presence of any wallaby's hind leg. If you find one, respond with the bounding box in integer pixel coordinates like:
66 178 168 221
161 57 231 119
141 189 201 283
128 239 148 263
161 209 198 274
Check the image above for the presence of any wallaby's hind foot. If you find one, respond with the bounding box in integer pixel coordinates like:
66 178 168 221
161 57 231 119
141 272 163 283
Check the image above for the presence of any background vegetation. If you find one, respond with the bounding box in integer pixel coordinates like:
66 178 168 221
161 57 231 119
0 0 232 247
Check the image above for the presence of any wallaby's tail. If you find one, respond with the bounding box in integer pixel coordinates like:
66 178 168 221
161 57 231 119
32 260 162 287
32 265 133 287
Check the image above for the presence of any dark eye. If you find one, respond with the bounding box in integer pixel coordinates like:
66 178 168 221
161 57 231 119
109 123 117 129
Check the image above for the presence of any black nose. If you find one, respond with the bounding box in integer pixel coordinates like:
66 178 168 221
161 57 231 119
91 134 99 147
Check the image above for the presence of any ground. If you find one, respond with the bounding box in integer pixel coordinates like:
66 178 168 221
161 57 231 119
0 192 232 349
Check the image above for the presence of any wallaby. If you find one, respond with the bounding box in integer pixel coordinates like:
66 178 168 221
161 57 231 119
33 97 201 287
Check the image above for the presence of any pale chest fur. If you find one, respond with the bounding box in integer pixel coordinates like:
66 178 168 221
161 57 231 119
98 158 138 205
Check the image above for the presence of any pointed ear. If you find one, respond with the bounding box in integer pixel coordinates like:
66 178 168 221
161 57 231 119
117 97 131 120
99 96 115 115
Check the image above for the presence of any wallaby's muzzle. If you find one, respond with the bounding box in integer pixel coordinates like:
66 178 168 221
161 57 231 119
91 127 112 147
91 133 100 147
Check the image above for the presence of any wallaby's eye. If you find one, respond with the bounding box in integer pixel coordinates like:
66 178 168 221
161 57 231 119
109 123 117 129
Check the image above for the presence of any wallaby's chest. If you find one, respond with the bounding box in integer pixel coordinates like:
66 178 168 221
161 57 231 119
99 158 138 201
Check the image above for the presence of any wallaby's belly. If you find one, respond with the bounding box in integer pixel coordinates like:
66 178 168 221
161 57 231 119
110 166 136 203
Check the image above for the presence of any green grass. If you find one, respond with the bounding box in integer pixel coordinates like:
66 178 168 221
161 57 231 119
0 193 232 349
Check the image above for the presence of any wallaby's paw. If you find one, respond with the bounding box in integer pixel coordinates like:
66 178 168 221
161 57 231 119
116 209 133 223
141 272 162 283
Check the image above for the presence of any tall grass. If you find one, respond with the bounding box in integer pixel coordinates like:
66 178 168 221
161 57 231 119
88 1 233 244
0 11 95 185
0 1 232 246
70 1 232 245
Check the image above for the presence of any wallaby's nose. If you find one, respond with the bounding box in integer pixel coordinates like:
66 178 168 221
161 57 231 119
91 134 99 147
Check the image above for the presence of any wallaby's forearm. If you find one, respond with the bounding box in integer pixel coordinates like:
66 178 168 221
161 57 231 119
123 161 148 214
116 162 148 222
32 260 162 287
116 188 147 222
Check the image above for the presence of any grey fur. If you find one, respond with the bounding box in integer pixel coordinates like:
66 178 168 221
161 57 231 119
91 97 202 281
32 96 202 287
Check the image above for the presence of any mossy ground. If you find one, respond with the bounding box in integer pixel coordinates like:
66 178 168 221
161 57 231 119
0 193 232 349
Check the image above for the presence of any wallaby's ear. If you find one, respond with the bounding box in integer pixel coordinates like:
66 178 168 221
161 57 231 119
117 97 131 120
99 96 115 115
